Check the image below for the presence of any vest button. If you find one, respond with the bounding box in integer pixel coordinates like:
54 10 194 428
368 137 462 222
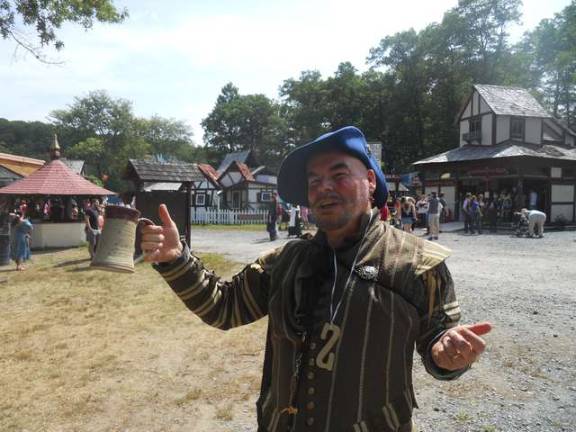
306 417 315 426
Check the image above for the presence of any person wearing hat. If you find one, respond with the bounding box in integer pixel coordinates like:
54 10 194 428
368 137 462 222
141 126 492 432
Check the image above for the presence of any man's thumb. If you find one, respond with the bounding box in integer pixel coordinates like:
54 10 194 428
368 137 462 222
467 322 493 336
158 204 175 226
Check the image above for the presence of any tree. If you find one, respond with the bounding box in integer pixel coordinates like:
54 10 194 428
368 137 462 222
1 0 127 61
521 1 576 126
202 83 290 169
50 90 149 191
135 116 197 162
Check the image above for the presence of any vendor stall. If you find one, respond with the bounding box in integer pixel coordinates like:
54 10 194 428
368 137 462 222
0 137 115 249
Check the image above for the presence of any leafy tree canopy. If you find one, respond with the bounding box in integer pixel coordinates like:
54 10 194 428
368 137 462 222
1 0 127 60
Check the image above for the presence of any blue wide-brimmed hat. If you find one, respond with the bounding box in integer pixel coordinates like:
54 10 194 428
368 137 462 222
277 126 388 207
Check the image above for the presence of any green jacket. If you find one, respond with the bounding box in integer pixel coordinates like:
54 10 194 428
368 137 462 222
154 210 464 432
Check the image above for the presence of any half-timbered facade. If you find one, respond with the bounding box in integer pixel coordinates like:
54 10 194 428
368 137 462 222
414 84 576 223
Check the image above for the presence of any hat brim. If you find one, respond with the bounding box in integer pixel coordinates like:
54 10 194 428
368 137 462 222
277 128 387 207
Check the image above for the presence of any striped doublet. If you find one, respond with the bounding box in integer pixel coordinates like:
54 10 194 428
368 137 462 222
154 210 466 431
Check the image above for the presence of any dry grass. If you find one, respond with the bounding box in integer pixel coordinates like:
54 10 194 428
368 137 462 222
0 247 266 432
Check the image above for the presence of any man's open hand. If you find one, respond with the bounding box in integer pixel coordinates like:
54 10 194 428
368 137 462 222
141 204 183 263
431 322 492 371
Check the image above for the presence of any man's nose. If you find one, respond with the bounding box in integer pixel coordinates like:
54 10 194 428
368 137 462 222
315 177 335 192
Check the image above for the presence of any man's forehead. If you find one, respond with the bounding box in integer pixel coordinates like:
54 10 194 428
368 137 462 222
306 150 364 173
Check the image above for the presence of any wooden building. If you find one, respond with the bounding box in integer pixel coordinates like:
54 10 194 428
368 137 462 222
413 85 576 223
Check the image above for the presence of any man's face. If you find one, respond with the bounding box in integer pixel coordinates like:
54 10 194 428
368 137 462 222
306 151 375 235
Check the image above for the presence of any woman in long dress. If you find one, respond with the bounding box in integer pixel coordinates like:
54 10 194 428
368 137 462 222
10 213 33 271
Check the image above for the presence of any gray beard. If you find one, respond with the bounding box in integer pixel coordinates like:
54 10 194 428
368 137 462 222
313 211 354 232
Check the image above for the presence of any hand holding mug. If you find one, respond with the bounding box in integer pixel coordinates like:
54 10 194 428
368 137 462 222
141 204 183 263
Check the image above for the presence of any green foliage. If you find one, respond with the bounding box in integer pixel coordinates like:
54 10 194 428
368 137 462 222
0 117 53 160
202 83 290 170
0 0 127 60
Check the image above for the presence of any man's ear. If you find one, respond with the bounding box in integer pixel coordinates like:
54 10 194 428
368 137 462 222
367 169 377 194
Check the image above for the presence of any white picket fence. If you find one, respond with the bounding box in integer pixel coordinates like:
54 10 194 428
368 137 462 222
190 208 268 225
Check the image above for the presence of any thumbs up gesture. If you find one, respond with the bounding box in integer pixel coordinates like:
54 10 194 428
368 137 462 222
431 322 492 371
141 204 183 263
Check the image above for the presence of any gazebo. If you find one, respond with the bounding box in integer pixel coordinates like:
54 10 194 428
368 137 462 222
0 136 115 248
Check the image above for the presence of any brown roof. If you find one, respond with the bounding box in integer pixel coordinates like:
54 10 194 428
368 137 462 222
413 141 576 167
124 159 204 183
0 159 115 196
0 152 45 177
197 163 220 187
218 160 255 182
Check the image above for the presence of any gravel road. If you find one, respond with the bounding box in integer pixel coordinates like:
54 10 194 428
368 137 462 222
190 226 576 432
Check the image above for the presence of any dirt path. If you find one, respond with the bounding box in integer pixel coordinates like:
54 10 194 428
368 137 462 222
191 227 576 432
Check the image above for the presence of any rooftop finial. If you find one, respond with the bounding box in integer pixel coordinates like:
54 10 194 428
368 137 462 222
50 134 61 160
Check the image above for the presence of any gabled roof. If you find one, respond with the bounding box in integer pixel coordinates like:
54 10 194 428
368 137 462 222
61 158 85 175
0 159 115 195
218 160 255 182
474 84 552 118
413 141 576 166
0 152 45 177
217 150 256 173
197 163 221 188
124 159 204 183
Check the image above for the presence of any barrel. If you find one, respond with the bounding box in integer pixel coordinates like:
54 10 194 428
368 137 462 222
0 234 10 266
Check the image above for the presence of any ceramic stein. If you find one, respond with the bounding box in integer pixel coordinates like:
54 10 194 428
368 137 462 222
90 205 152 273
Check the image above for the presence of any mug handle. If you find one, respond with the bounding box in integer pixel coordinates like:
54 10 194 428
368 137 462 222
134 218 155 264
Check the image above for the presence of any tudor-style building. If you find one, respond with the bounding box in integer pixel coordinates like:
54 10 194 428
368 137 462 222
413 84 576 223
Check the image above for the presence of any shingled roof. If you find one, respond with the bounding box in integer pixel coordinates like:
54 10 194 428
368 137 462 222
0 159 115 195
413 141 576 166
474 85 552 118
217 150 258 173
124 159 204 183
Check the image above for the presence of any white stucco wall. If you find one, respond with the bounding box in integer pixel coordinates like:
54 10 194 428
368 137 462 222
472 92 479 116
525 118 542 144
481 114 493 145
480 97 490 114
552 184 574 202
31 222 86 249
496 116 510 143
459 120 469 147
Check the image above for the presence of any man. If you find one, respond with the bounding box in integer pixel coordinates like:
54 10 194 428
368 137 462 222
462 192 472 233
521 208 547 238
142 126 491 432
427 191 443 241
84 198 101 259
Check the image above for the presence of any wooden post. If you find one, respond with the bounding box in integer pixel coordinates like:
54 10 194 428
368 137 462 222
185 183 191 246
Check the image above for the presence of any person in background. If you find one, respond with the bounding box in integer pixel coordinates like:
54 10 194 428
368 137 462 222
427 191 443 241
299 206 310 230
267 194 279 241
438 192 448 223
521 208 547 238
462 192 472 234
469 195 482 235
400 196 416 233
477 194 486 234
10 212 33 271
379 200 389 222
416 194 429 230
84 198 101 259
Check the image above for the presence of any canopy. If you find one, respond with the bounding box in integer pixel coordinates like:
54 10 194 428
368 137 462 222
0 159 115 196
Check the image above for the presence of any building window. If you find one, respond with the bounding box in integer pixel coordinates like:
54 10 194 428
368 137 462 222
510 117 524 140
466 117 482 143
195 193 206 206
259 191 273 202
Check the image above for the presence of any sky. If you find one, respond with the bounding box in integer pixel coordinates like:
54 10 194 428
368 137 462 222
0 0 572 144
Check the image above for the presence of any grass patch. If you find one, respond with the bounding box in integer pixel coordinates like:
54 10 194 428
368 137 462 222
0 246 265 432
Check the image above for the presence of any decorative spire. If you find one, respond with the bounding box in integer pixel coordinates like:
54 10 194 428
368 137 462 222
50 134 61 160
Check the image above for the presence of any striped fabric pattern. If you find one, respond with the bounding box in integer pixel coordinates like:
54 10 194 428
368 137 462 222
154 210 466 431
